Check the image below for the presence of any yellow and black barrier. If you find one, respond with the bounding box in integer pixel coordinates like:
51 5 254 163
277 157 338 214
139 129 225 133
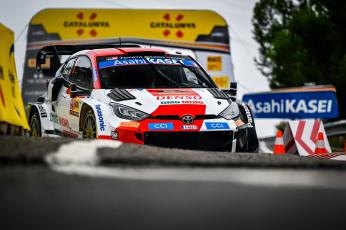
22 9 233 105
0 23 29 134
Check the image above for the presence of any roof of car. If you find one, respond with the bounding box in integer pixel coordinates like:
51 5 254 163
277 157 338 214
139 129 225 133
84 47 170 57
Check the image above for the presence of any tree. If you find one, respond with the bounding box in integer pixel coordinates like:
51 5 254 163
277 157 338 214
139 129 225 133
252 0 346 117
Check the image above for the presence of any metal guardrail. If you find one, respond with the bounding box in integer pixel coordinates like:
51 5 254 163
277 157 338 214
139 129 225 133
324 120 346 137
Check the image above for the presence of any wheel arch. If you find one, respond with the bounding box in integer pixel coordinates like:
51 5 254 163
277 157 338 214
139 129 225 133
79 101 113 138
79 103 94 132
237 102 256 127
28 103 39 119
236 102 259 153
28 103 42 136
28 103 44 127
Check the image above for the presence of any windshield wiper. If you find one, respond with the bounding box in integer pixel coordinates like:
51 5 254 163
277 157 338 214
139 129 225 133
143 57 180 88
178 60 214 87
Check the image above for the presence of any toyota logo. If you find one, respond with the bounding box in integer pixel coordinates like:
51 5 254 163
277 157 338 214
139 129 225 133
181 115 194 124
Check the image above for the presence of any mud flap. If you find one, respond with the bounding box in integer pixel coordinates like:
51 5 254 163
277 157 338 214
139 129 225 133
232 138 237 153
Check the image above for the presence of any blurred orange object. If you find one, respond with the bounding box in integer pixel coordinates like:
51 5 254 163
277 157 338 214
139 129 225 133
274 130 285 154
314 132 328 154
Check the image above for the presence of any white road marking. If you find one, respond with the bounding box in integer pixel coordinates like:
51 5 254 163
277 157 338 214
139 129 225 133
46 140 122 166
331 155 346 161
46 140 346 189
51 165 346 189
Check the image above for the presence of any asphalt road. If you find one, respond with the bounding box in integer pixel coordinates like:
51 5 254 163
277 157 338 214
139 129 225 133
1 136 346 230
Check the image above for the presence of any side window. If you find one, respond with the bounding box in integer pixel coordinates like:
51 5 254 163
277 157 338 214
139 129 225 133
61 58 76 79
70 56 93 89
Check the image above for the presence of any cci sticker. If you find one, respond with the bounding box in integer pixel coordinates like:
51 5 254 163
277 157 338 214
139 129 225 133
205 122 230 130
148 122 174 130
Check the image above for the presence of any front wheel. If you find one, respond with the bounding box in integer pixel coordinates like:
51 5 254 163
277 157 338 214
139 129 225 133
29 109 42 137
236 127 259 153
235 103 259 153
82 109 97 139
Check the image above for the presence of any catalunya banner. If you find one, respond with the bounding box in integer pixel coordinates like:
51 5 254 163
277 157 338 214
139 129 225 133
22 9 234 105
0 23 29 129
242 86 339 119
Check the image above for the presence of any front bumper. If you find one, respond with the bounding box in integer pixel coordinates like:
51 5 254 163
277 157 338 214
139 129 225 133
110 118 238 152
144 131 234 151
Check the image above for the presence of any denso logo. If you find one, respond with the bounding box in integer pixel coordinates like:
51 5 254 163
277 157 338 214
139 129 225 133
157 95 202 100
95 104 106 131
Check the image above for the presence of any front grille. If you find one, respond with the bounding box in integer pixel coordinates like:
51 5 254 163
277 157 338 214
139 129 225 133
144 131 233 152
151 115 180 120
151 114 219 120
195 114 219 120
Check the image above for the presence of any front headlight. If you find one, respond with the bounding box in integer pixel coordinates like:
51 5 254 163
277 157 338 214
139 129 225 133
219 102 239 120
111 103 150 121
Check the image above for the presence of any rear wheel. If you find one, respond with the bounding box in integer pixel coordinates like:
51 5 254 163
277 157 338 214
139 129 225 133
29 109 42 137
82 109 97 139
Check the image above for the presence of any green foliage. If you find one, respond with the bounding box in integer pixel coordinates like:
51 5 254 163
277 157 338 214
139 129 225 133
252 0 346 117
275 121 288 133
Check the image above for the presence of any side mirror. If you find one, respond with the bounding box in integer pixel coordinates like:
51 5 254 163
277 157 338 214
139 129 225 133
36 54 61 78
37 53 46 67
221 81 237 99
70 83 78 98
70 83 91 98
229 81 237 97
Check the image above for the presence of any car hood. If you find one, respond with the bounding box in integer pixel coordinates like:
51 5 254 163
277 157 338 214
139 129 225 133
104 88 231 116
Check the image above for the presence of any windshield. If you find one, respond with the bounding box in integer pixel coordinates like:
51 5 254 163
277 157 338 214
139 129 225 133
97 55 216 89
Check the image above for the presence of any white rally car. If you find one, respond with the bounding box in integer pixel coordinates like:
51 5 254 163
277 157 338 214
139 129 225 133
28 44 258 152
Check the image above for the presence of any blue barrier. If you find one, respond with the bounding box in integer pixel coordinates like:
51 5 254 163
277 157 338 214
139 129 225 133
242 89 339 119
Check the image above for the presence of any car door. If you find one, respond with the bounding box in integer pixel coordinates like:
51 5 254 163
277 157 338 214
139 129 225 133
55 58 77 135
68 56 93 133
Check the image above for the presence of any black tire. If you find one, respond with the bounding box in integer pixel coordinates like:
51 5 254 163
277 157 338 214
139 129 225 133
236 103 259 153
236 127 259 153
29 109 42 137
82 108 97 139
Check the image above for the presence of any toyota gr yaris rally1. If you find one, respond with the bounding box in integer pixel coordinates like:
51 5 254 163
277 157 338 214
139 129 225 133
28 45 258 152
